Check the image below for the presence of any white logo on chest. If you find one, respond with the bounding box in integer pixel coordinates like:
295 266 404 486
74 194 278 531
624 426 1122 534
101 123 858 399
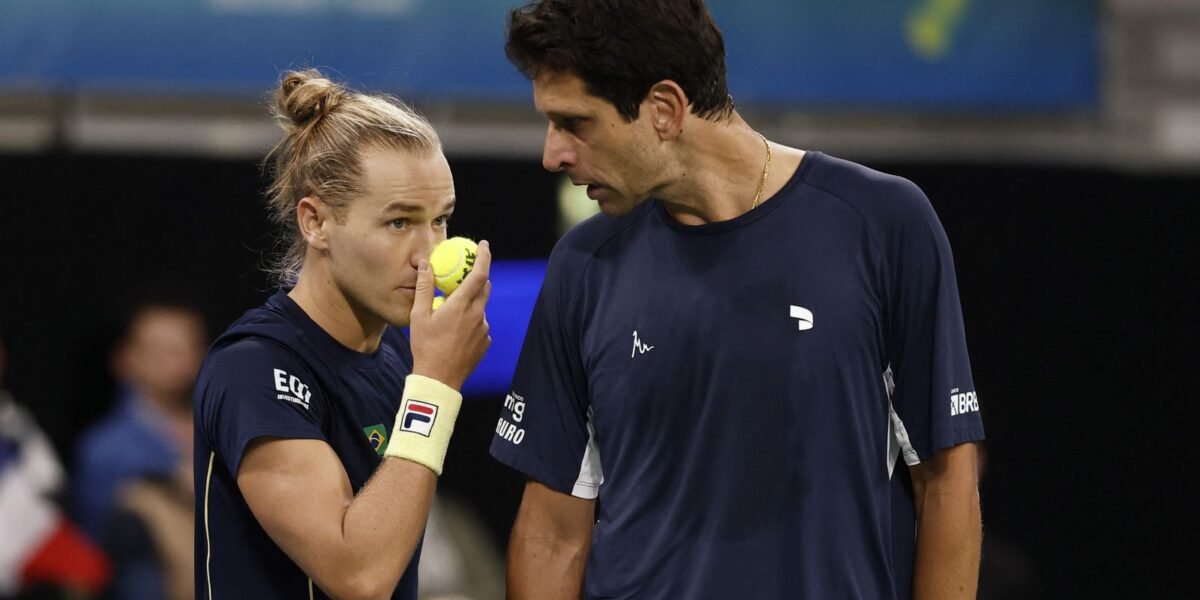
631 330 655 358
790 305 814 331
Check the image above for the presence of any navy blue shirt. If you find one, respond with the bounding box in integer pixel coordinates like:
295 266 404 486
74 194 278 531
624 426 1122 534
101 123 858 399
194 291 419 599
491 152 985 599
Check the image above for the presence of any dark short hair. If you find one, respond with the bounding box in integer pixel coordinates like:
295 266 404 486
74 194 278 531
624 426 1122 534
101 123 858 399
506 0 734 122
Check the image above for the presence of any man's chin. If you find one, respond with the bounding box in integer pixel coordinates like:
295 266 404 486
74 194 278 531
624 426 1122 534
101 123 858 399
597 195 644 218
385 298 414 328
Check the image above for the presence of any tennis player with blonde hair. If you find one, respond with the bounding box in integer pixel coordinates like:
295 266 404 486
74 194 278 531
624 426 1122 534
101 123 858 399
195 69 491 599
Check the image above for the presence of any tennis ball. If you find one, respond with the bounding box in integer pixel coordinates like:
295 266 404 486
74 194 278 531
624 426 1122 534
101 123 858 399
431 296 445 311
430 237 477 296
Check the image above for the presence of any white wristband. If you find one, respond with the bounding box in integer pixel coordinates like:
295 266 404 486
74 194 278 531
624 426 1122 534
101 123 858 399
383 374 463 476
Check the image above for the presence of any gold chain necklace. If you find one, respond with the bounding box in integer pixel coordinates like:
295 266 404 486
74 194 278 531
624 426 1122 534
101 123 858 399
751 133 771 210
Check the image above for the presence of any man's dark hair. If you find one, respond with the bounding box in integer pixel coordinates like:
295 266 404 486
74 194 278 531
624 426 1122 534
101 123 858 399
506 0 734 122
115 285 209 343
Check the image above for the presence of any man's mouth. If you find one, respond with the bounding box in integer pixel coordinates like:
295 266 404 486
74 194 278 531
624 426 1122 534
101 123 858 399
586 184 606 199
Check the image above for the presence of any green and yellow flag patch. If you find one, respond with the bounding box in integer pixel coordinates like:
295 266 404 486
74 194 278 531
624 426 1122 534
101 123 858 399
363 424 389 456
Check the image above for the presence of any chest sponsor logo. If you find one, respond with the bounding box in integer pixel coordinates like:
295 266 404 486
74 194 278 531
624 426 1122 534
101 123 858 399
950 387 979 416
400 399 437 436
630 330 655 358
362 424 388 455
273 368 311 409
790 305 814 331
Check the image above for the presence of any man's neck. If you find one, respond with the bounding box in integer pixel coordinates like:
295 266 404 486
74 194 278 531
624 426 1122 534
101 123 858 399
657 114 803 225
288 267 385 353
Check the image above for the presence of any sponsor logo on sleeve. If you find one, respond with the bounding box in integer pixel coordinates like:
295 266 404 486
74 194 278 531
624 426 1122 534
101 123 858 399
495 392 526 445
400 399 437 436
273 368 311 409
949 387 979 416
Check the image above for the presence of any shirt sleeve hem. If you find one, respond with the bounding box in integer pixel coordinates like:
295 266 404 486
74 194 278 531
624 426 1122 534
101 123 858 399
226 426 327 477
912 427 986 464
489 444 581 498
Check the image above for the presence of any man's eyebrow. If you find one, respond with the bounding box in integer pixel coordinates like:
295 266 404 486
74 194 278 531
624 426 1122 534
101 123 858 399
545 111 588 121
381 198 456 214
381 201 423 213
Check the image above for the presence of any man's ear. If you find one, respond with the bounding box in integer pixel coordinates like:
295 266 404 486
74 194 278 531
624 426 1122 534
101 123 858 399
646 80 688 141
296 196 331 250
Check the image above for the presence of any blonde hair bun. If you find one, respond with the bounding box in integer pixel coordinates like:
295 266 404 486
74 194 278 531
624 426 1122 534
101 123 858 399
274 69 347 129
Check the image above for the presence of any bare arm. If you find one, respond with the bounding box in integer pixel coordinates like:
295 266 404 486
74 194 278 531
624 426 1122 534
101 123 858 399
507 479 596 599
237 243 494 600
238 440 435 600
909 441 982 600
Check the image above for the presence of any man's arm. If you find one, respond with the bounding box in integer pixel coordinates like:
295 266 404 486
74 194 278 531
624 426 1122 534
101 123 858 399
909 441 982 600
238 439 436 600
508 479 595 599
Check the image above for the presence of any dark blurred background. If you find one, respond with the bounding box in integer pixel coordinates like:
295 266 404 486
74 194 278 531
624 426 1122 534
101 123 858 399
2 0 1198 598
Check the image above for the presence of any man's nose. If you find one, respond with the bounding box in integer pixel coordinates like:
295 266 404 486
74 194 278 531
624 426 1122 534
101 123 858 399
542 126 575 173
411 227 439 268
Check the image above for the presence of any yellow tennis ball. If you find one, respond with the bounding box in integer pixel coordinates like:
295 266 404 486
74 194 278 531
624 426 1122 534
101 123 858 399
431 296 445 311
430 237 477 296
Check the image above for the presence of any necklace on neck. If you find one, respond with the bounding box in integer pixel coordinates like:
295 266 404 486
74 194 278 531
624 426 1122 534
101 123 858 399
751 133 771 210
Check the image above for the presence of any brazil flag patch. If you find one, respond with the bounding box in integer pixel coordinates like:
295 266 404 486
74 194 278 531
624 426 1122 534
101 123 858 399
363 424 389 456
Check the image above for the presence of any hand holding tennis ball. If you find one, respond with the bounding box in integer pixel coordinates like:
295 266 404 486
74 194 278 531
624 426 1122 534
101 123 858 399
408 240 492 390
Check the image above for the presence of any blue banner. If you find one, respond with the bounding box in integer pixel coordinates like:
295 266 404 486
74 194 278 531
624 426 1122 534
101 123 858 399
459 259 543 397
0 0 1097 110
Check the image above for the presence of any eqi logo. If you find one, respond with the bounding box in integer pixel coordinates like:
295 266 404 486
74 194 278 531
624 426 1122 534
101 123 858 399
400 399 437 436
949 388 979 416
273 369 311 409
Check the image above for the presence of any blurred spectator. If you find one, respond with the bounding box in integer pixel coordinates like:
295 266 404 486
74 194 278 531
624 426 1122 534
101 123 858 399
70 302 205 599
1 324 111 598
72 301 205 538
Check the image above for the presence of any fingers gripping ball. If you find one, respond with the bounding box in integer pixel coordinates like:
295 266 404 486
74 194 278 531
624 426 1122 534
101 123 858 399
430 237 478 297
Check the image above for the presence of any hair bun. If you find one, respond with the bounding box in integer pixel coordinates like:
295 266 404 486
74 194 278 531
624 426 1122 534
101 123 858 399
274 69 347 128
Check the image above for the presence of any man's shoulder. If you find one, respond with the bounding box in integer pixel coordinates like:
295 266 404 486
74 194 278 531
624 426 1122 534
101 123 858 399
549 202 654 270
802 152 930 218
198 307 316 403
204 297 307 369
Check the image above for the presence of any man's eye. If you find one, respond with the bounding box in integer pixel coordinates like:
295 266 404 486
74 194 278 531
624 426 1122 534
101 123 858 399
433 215 451 227
390 219 408 230
558 118 580 132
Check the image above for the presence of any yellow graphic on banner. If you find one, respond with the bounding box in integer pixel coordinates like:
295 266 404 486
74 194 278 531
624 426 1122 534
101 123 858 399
907 0 971 60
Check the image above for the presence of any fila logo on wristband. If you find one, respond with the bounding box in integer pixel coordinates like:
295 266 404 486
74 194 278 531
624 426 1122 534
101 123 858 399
400 399 438 436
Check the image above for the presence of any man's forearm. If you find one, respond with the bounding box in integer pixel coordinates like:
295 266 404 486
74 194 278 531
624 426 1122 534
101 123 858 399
337 458 438 587
912 485 982 600
507 527 589 599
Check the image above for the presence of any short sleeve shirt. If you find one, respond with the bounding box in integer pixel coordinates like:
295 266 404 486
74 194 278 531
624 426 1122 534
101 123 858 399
195 291 418 599
491 152 984 599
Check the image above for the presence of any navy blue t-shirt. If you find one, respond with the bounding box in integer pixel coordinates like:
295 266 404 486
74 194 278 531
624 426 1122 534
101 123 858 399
490 152 985 599
194 291 420 599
